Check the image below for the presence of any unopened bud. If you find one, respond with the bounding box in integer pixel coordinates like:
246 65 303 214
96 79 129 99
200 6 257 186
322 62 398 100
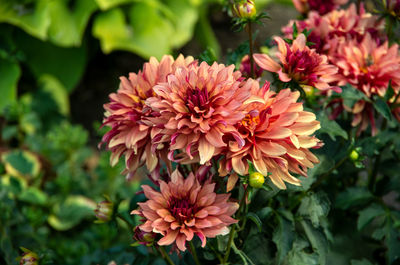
19 248 38 265
94 199 113 223
349 150 359 161
233 0 257 19
249 172 265 188
133 226 156 246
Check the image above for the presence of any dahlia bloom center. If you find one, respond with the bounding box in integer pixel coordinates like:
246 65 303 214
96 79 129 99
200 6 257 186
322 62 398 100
186 87 210 117
169 197 196 223
241 112 260 131
286 49 321 83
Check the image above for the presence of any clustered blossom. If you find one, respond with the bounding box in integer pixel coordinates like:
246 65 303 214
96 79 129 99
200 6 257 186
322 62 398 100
292 0 348 15
147 61 258 165
131 170 238 252
254 34 339 92
220 85 321 189
101 55 194 177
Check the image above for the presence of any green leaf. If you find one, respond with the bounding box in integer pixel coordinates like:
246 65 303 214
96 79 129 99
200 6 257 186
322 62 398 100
285 238 319 265
2 150 41 179
232 243 256 265
18 186 49 206
273 212 294 264
48 195 96 231
15 32 87 92
387 225 400 264
317 112 348 140
357 204 386 230
197 47 218 65
297 154 335 190
350 259 374 265
298 192 330 227
300 220 328 265
39 75 70 115
95 0 136 10
335 187 374 210
0 0 51 40
47 0 98 46
246 212 262 232
373 96 393 122
340 85 370 109
0 58 20 111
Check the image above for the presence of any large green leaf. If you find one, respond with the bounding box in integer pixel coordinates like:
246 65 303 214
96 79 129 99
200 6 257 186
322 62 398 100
300 220 328 265
48 195 96 231
317 112 348 141
335 187 374 210
18 186 49 206
0 58 20 111
298 192 330 227
284 238 319 265
0 0 51 40
15 32 87 92
95 0 136 10
93 0 199 59
39 74 70 115
47 0 98 47
2 150 41 179
357 203 385 231
273 211 295 264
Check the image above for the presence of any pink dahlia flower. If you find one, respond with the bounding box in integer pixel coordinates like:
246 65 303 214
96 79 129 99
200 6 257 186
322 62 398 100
292 0 348 15
146 61 258 165
219 84 321 189
332 34 400 134
282 4 385 54
101 55 194 176
131 170 238 252
254 34 339 92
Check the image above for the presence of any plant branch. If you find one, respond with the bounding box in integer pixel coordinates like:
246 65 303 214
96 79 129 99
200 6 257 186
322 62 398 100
158 246 175 265
189 241 201 265
248 22 255 78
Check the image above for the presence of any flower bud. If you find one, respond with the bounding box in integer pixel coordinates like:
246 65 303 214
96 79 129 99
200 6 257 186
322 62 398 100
249 172 265 188
19 248 38 265
133 226 156 246
240 55 263 78
349 149 359 161
233 0 257 19
94 199 113 223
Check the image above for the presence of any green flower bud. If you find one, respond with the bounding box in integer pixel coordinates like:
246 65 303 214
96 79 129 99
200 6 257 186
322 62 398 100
233 0 257 19
249 172 265 188
19 248 38 265
349 150 359 161
94 199 113 223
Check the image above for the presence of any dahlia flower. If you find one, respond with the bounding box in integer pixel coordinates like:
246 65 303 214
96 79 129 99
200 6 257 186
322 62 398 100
292 0 348 15
131 170 238 252
253 34 339 92
282 4 385 53
146 61 258 165
219 84 321 189
101 55 194 176
332 34 400 134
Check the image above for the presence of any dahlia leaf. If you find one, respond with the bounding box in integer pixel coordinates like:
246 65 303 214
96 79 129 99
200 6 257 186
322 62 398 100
316 112 348 140
285 238 319 265
384 80 395 102
300 220 328 265
273 212 295 264
0 58 20 111
357 203 385 231
335 187 374 210
373 97 393 122
340 85 370 109
298 192 330 228
246 212 262 232
1 150 41 179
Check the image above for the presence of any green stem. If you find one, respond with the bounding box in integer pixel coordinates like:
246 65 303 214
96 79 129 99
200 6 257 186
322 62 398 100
189 241 201 265
116 214 134 231
310 156 348 190
158 246 175 265
222 187 249 264
208 243 223 264
248 22 255 78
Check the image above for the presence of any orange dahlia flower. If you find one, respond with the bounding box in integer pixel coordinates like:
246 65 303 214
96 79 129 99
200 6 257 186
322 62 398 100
101 55 194 177
146 61 258 165
131 170 238 252
219 84 321 189
254 34 339 92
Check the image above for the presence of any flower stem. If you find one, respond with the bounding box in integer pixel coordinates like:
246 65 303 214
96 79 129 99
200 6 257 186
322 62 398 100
248 21 255 79
158 246 175 265
189 241 201 265
222 187 249 264
116 213 134 231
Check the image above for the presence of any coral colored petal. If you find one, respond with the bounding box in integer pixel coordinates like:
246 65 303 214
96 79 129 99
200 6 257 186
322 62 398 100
253 53 281 72
158 229 179 246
